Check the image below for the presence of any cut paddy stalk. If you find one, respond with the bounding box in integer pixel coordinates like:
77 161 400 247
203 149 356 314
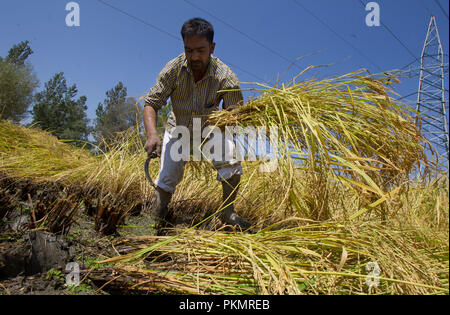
0 69 448 295
92 221 448 295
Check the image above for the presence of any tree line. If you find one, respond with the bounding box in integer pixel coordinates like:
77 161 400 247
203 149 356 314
0 41 171 148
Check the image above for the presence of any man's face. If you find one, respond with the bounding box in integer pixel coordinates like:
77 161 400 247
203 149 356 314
184 35 215 74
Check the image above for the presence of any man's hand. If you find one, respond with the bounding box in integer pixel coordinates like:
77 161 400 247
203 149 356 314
145 134 162 157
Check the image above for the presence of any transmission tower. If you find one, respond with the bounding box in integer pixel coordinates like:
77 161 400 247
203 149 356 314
416 16 449 163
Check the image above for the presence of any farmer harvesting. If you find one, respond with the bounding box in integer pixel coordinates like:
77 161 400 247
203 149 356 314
143 18 251 231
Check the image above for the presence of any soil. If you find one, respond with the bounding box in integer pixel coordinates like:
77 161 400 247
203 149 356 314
0 175 226 295
0 207 158 295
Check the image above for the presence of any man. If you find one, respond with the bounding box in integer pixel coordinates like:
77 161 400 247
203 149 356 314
143 18 251 231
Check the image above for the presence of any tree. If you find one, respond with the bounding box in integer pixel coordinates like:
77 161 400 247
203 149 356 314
94 82 142 143
32 72 90 145
0 40 38 122
1 40 34 66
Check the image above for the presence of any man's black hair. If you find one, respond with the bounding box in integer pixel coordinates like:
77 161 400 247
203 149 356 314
181 18 214 44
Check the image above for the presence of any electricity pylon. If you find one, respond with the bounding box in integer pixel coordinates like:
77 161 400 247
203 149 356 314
416 16 449 163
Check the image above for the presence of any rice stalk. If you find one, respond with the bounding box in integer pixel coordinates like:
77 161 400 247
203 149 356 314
93 220 448 295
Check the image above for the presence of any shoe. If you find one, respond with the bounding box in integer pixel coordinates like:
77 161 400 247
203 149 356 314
154 186 173 234
154 186 172 218
221 174 251 231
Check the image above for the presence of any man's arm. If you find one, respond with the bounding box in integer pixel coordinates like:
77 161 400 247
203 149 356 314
143 105 161 156
143 58 178 156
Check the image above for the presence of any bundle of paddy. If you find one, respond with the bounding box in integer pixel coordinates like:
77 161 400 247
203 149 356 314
0 121 285 234
0 121 91 233
208 69 437 221
91 169 448 295
0 121 154 234
0 68 448 294
0 69 442 235
82 70 447 294
92 211 448 295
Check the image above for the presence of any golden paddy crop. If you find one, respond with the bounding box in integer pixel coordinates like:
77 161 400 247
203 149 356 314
0 69 448 294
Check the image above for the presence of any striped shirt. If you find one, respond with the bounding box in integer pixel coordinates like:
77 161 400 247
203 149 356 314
144 53 244 134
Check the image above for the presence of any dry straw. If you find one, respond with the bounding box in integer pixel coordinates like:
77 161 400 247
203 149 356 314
0 69 448 294
208 69 439 221
93 70 447 295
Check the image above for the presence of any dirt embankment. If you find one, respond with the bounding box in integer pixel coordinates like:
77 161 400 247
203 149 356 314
0 201 157 295
0 230 75 294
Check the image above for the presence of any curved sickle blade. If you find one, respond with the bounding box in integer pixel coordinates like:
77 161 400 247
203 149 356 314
144 152 158 188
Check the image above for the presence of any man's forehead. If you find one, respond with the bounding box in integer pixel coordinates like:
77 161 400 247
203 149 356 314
184 36 210 49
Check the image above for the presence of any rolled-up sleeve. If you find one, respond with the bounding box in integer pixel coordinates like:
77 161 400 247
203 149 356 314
221 71 244 110
144 60 177 112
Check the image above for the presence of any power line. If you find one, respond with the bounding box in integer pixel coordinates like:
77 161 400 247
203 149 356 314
292 0 383 71
95 0 265 82
183 0 302 70
433 0 449 20
379 22 417 59
96 0 179 41
357 0 420 64
400 58 419 71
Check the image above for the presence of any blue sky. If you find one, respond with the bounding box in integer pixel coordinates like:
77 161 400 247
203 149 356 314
1 0 448 123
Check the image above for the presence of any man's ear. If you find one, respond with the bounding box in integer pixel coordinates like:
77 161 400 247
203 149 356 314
210 42 216 55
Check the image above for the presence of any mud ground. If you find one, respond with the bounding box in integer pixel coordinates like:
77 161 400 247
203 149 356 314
0 208 158 295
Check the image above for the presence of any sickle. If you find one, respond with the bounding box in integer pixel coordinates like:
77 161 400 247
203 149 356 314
144 151 158 188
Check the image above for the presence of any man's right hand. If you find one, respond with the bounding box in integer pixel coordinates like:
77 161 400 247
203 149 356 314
145 134 162 157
